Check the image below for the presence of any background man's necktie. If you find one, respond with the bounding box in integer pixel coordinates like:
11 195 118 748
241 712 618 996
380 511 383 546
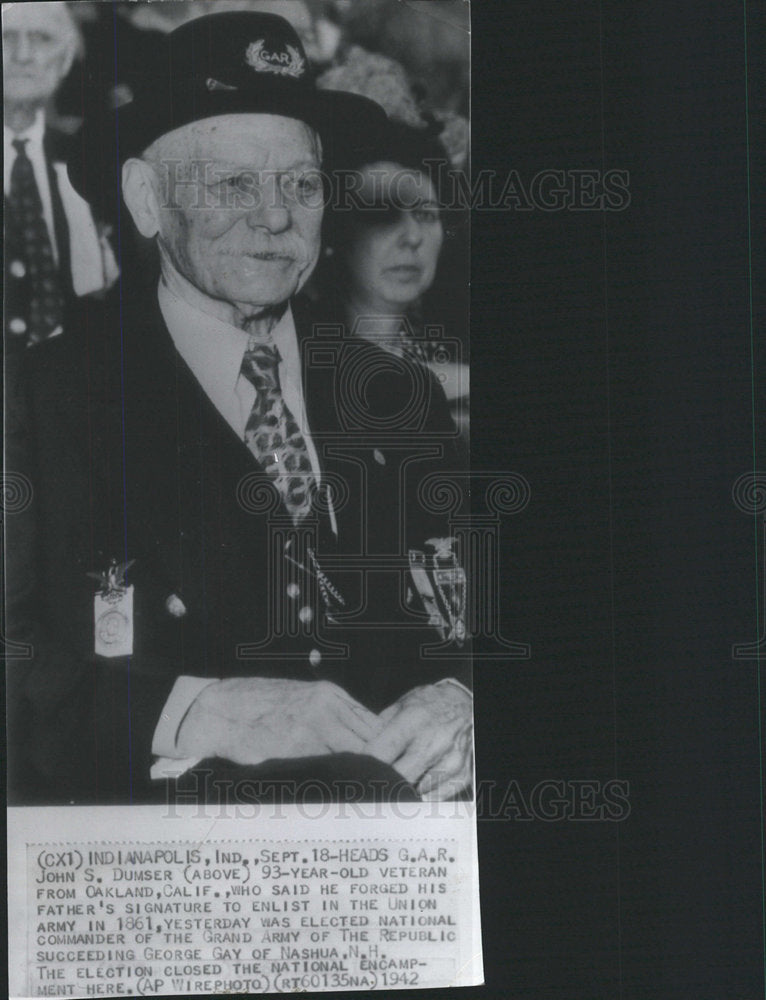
240 337 317 525
8 138 65 346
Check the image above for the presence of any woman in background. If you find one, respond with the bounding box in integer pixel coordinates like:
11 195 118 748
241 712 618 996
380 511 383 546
313 119 469 442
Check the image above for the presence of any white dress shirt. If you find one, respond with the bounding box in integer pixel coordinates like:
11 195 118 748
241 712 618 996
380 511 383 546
158 278 324 483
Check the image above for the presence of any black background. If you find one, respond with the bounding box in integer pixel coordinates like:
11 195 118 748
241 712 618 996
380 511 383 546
467 1 765 998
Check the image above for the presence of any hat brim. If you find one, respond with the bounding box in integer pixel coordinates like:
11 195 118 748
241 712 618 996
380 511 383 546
68 85 386 219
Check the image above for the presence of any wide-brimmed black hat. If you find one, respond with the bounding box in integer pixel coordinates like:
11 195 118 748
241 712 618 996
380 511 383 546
68 11 387 212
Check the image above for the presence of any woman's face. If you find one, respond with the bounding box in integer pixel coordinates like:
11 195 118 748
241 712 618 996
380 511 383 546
343 162 444 313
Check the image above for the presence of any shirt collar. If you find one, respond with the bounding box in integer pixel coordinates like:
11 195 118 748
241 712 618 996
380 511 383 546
158 276 298 399
4 107 45 151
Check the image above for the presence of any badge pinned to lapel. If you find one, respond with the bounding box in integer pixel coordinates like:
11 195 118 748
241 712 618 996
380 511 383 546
165 593 187 618
87 559 135 658
408 537 467 645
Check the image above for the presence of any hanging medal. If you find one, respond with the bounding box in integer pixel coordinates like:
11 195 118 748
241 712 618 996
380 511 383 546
88 558 135 658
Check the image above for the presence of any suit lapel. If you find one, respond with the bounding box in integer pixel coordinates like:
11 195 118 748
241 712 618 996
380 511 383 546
120 300 344 613
295 298 343 445
43 129 73 294
118 303 261 601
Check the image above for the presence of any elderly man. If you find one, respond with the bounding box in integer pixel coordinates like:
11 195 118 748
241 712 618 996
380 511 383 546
2 1 118 350
8 11 471 804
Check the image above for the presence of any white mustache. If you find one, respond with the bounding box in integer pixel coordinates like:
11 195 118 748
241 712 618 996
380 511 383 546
222 247 306 262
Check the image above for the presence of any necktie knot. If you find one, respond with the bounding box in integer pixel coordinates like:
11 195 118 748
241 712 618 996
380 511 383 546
246 335 280 362
241 338 281 392
12 138 29 157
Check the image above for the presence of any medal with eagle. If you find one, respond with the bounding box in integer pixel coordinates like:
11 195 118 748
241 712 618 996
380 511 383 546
88 558 135 658
408 537 467 645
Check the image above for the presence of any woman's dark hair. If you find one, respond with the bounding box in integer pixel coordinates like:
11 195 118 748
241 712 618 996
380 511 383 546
310 116 467 332
346 117 448 177
321 118 449 251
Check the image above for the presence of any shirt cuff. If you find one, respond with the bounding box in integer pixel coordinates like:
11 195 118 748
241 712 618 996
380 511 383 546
150 755 203 782
435 677 473 698
151 676 219 758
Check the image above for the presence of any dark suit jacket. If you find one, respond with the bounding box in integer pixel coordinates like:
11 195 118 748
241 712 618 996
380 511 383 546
5 129 71 327
4 126 118 349
5 292 469 803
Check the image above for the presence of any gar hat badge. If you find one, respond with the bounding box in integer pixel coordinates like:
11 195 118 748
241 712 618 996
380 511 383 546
408 537 467 645
87 558 135 658
245 39 306 78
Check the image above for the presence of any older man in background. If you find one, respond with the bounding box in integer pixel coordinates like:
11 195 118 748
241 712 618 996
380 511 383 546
2 1 118 351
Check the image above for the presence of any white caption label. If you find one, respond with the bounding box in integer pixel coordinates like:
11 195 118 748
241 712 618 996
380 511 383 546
26 838 467 996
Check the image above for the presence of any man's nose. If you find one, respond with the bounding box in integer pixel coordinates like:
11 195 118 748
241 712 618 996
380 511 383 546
398 213 424 248
246 175 290 234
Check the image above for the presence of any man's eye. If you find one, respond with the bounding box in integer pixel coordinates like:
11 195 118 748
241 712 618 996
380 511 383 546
285 174 322 200
413 208 440 224
217 174 254 193
30 31 54 45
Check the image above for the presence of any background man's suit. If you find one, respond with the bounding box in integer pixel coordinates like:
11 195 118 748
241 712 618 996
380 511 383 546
4 124 118 351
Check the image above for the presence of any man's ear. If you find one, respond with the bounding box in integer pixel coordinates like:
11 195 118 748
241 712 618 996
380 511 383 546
122 159 162 238
59 31 77 81
53 10 79 82
58 48 76 83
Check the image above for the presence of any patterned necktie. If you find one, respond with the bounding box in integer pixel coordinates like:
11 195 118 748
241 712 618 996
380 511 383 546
240 337 317 525
8 138 65 346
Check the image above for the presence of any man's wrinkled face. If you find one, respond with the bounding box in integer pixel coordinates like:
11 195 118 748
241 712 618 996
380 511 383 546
2 3 76 106
147 114 324 314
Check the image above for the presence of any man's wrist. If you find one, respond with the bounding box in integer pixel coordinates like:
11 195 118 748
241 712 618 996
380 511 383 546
175 681 223 757
152 676 220 758
435 677 473 699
